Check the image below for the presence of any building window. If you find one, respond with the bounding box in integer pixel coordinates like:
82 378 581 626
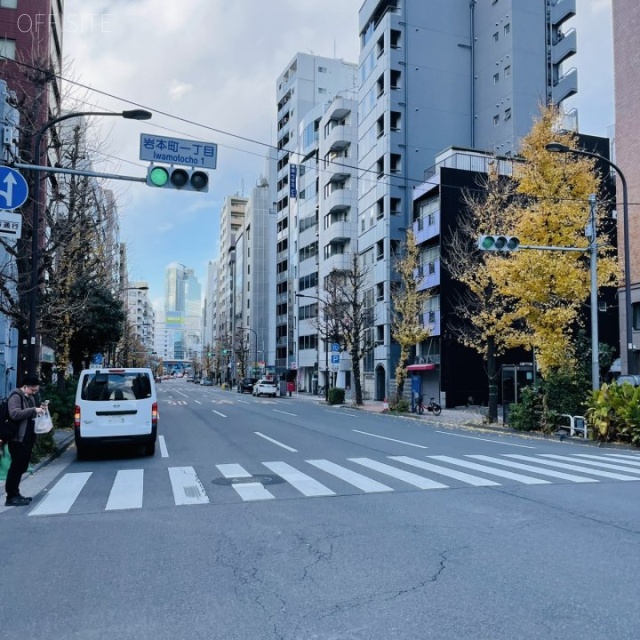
0 0 18 8
493 114 500 126
493 73 500 84
504 108 512 120
0 37 16 60
318 87 327 94
318 66 327 73
504 65 511 78
493 32 499 42
504 23 511 36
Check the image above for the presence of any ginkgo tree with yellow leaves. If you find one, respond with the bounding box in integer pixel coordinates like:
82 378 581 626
492 107 618 374
391 230 431 400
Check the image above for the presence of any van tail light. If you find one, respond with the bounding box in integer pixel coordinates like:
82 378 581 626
152 402 158 427
74 405 81 429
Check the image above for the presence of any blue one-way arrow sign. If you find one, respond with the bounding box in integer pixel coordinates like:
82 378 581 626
0 166 28 210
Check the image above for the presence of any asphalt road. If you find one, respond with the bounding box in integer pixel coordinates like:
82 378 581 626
2 379 640 640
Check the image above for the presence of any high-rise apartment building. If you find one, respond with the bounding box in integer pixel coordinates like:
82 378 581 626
357 0 578 400
165 263 201 362
274 53 358 371
612 0 640 374
126 281 155 364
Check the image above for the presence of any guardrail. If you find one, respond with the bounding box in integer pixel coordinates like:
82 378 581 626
557 414 588 439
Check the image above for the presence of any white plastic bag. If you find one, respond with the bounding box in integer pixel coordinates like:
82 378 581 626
34 410 53 434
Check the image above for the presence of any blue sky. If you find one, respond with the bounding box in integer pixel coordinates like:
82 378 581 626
62 0 614 310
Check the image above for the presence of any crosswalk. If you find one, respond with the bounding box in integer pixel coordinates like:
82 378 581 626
14 452 640 517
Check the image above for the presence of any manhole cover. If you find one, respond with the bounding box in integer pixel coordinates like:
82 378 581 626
212 474 284 487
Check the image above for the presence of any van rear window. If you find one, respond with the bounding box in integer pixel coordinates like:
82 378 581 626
81 372 152 401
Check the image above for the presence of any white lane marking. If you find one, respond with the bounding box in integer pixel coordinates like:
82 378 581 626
212 410 227 418
174 390 188 398
390 456 500 487
326 410 359 417
352 429 428 449
194 400 202 405
233 482 274 501
349 458 449 489
168 467 209 505
428 456 549 485
435 431 536 448
273 409 298 416
106 469 144 510
217 464 253 478
29 472 93 516
159 435 169 458
254 432 297 452
307 459 394 493
263 461 335 497
467 455 598 483
505 455 640 481
539 454 640 475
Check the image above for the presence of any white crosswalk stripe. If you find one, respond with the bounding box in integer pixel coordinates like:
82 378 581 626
29 472 92 516
106 469 144 510
428 455 550 485
306 459 394 493
349 457 449 489
504 454 640 481
466 455 599 483
18 451 640 517
168 466 209 505
389 456 501 487
601 453 640 463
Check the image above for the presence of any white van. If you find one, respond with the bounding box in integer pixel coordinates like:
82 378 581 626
74 368 158 458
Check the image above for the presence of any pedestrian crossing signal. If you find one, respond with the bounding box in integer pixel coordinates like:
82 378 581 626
146 165 209 192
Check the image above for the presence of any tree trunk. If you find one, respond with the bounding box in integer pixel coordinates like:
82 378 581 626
487 335 498 423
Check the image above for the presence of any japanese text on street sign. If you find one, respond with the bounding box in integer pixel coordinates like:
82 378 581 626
0 210 22 239
139 134 217 169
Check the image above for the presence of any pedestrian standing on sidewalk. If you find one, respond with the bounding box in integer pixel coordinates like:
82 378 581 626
5 375 47 507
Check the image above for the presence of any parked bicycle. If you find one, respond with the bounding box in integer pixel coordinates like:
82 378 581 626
316 385 326 396
416 395 442 416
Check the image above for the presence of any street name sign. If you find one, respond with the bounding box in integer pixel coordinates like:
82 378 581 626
139 134 217 169
0 210 22 239
0 166 28 210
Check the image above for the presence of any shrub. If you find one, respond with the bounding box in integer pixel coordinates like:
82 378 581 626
585 382 640 444
392 396 411 414
328 387 345 405
41 379 77 430
508 387 542 431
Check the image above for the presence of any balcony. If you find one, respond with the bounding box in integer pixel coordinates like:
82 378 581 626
325 188 353 214
326 124 350 152
324 219 352 243
422 309 441 336
551 28 576 66
417 259 440 291
413 214 439 244
553 67 578 103
551 0 576 28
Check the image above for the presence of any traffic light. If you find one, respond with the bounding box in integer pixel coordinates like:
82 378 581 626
146 165 209 192
478 235 520 252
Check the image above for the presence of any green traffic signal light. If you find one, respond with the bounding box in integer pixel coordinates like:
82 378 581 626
148 166 169 187
480 236 495 250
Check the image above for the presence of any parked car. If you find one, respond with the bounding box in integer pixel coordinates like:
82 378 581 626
74 368 158 458
186 375 195 383
238 377 257 393
615 374 640 387
253 379 278 397
201 378 213 386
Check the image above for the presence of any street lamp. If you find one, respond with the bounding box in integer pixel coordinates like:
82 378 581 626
27 109 152 376
545 142 634 374
238 327 258 378
295 292 329 401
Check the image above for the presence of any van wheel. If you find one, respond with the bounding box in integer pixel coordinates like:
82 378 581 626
144 442 156 457
76 444 87 460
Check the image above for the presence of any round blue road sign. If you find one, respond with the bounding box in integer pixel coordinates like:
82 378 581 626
0 166 29 210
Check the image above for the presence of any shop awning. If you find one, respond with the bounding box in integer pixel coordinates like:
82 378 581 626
407 363 436 371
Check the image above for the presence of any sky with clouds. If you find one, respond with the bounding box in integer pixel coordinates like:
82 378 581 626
61 0 614 309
